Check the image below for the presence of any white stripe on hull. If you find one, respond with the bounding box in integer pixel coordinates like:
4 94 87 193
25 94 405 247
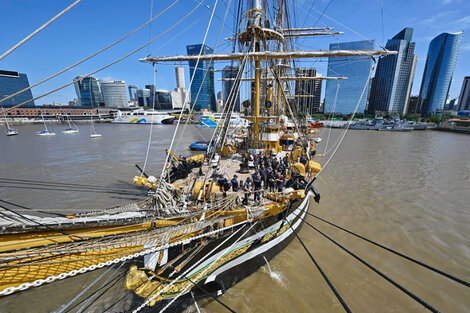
201 193 310 284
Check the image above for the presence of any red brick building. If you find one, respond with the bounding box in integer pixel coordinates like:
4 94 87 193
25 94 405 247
2 106 98 118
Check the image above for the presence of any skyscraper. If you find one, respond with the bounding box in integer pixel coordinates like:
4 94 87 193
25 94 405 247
128 85 138 101
171 66 189 110
407 96 419 114
295 68 322 114
418 31 463 115
186 44 216 111
222 65 240 112
457 76 470 111
73 76 104 107
369 28 417 115
137 88 150 107
0 70 35 108
324 40 375 114
100 80 129 108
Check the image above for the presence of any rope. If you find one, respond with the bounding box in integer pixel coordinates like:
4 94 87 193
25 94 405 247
315 64 375 177
132 221 256 313
75 271 127 313
0 0 83 61
0 197 67 217
0 199 83 240
307 213 470 288
141 64 157 175
1 1 202 114
285 218 352 313
0 0 179 107
74 263 126 313
158 0 219 184
174 0 234 148
179 272 238 313
311 6 385 50
0 219 249 296
297 214 441 313
322 80 340 155
156 222 258 313
58 263 119 313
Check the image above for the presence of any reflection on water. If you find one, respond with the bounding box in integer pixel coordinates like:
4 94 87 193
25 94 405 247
0 124 469 312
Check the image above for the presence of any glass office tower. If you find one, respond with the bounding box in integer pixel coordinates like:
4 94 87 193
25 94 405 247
186 44 216 111
222 65 240 112
418 32 463 115
324 40 375 114
458 76 470 111
0 70 35 108
128 85 138 101
295 68 322 114
73 76 104 107
369 28 417 115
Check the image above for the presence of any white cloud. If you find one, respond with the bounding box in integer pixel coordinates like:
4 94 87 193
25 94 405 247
440 0 464 5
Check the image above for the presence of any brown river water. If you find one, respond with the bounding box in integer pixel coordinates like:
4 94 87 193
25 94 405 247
0 123 469 312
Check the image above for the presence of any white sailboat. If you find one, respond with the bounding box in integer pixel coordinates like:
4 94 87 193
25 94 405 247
36 114 55 136
88 78 102 138
2 109 18 136
62 114 79 134
90 114 102 138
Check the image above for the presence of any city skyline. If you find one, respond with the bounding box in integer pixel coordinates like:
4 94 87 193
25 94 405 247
0 0 468 108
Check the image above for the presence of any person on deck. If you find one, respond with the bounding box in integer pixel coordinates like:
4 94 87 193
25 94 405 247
275 171 285 192
268 169 276 192
252 171 262 202
231 175 239 192
217 176 229 197
243 177 252 205
259 165 267 187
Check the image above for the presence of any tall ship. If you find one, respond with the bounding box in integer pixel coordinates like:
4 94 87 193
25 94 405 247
0 1 394 312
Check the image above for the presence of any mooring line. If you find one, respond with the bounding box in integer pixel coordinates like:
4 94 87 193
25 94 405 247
177 267 238 313
285 218 353 313
307 212 470 288
296 213 441 313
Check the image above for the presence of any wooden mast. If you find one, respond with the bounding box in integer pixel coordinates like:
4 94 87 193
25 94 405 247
253 0 263 147
276 0 285 121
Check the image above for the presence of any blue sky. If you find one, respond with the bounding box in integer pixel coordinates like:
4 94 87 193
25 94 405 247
0 0 469 106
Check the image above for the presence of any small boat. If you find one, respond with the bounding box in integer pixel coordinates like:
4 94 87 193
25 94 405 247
435 118 470 134
62 115 79 134
310 121 323 128
189 141 209 151
36 114 55 136
2 108 18 136
6 128 18 136
407 121 428 130
36 129 55 136
90 111 102 138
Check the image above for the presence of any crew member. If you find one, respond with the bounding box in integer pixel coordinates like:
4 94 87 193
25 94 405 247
252 171 262 202
243 177 252 205
231 174 239 192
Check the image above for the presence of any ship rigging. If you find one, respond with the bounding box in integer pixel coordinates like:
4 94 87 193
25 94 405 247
0 1 467 313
